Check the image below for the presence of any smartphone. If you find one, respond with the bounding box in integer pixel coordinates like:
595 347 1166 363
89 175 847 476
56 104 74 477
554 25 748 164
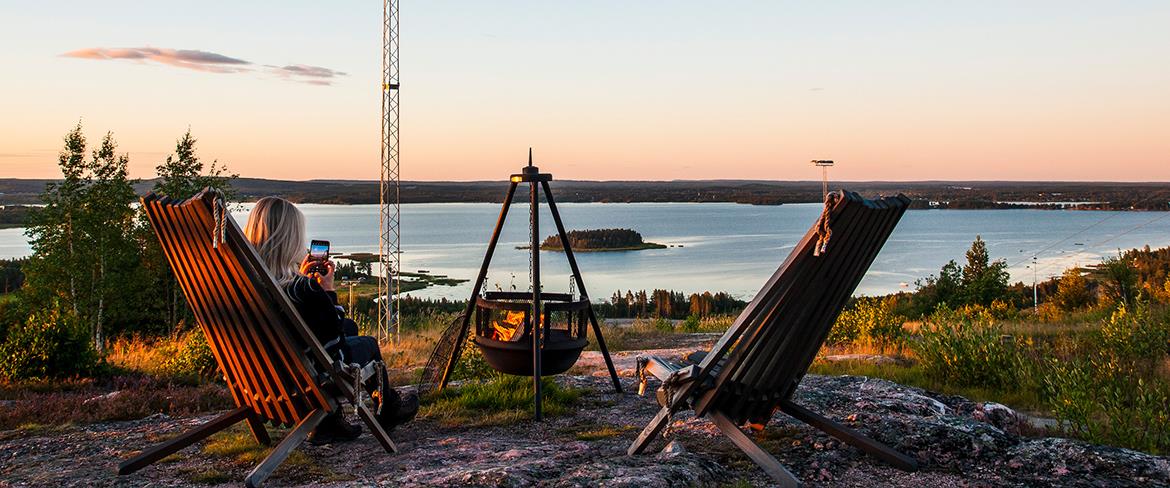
309 240 330 260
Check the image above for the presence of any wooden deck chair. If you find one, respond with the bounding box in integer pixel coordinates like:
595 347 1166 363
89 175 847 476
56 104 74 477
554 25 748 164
119 189 396 487
627 191 916 487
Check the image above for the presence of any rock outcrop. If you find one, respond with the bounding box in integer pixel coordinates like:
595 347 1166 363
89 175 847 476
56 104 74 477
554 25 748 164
1 374 1166 487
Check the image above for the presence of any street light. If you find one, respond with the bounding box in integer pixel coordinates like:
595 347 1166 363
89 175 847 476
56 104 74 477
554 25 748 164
812 160 834 201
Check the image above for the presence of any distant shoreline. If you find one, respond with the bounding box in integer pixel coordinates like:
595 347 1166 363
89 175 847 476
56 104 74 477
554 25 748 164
2 178 1168 211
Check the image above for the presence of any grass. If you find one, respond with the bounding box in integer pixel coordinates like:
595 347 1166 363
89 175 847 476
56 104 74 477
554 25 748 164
807 358 1046 414
575 424 637 441
585 315 734 352
0 375 231 430
418 375 584 428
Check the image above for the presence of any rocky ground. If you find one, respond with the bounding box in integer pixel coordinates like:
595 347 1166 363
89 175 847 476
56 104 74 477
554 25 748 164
2 350 1169 487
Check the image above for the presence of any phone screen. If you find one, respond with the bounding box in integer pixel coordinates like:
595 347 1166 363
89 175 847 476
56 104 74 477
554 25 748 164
309 240 329 259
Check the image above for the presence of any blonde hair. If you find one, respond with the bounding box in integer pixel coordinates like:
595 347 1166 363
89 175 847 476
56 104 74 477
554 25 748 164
244 196 306 285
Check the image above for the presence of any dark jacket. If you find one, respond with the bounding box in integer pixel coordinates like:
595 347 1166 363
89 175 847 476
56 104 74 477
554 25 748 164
283 275 346 354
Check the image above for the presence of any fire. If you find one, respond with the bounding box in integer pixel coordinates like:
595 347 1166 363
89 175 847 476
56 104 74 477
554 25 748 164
492 310 526 342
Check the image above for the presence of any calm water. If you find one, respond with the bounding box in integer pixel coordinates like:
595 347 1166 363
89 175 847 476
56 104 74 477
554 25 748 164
3 203 1169 301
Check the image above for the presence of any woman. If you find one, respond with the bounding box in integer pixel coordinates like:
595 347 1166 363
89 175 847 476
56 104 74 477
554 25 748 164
244 196 417 444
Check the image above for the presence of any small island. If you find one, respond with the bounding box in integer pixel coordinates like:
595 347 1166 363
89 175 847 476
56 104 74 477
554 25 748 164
536 228 667 252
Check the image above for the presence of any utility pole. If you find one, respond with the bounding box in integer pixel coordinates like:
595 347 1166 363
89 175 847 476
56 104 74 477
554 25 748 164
378 0 402 343
812 160 834 201
1032 255 1038 312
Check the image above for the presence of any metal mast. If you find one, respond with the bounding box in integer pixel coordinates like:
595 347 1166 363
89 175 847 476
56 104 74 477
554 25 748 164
379 0 401 342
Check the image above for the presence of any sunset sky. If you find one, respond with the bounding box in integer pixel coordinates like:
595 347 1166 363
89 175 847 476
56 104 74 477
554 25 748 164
2 1 1168 182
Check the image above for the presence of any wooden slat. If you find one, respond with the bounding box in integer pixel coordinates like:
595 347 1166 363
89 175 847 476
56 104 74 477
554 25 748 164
118 406 251 475
244 409 326 488
167 203 292 424
710 411 800 488
175 201 309 421
146 199 265 418
141 197 247 411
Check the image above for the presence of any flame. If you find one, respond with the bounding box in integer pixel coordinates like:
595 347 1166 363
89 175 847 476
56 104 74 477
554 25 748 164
492 310 526 342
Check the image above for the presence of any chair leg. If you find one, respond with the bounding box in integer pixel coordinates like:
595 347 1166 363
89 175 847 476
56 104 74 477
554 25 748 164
246 413 272 446
779 400 918 471
118 406 251 475
244 409 326 488
627 406 673 455
710 411 801 488
355 400 399 454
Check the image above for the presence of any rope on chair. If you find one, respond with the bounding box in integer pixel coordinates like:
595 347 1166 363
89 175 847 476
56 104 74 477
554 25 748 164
210 191 228 249
813 192 840 256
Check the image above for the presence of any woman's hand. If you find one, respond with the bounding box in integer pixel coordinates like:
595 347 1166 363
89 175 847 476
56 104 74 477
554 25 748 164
299 256 337 291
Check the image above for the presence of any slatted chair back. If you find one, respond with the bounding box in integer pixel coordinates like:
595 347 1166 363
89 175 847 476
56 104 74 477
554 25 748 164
692 191 910 424
141 190 336 426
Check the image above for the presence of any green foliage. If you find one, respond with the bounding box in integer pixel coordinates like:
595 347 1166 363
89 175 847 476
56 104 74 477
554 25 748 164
1098 253 1140 308
1097 303 1170 361
599 289 746 319
159 328 219 382
21 125 146 349
0 309 99 381
827 296 906 349
652 316 675 333
681 314 702 333
1053 268 1093 311
911 236 1011 315
1041 304 1170 453
450 336 502 382
910 307 1020 389
142 130 238 335
1046 359 1170 453
540 228 662 251
0 258 26 294
152 130 238 201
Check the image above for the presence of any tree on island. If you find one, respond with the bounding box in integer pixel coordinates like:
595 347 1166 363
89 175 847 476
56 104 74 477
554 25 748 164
540 228 665 251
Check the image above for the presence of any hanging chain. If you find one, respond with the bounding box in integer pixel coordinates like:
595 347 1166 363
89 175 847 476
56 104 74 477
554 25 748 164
528 192 535 292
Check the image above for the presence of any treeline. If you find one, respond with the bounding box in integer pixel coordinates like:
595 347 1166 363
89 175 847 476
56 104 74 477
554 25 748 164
596 289 747 319
0 124 235 381
0 206 32 229
4 178 1170 209
540 228 652 250
0 258 24 294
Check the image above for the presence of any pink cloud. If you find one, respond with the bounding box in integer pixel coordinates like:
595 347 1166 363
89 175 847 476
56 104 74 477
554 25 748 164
264 64 348 86
62 47 251 73
61 47 348 85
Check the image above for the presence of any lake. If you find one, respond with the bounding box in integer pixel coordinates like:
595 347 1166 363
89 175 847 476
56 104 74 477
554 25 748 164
3 202 1169 301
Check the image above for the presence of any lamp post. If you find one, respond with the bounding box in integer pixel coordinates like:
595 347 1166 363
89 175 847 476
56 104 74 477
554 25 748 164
812 160 834 201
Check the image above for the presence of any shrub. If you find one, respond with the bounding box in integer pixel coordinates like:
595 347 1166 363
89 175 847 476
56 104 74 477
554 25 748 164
1097 302 1169 362
1045 358 1170 454
0 309 99 381
159 328 218 381
910 307 1019 389
652 316 674 333
1053 268 1093 311
828 296 906 350
1043 303 1170 454
680 314 701 333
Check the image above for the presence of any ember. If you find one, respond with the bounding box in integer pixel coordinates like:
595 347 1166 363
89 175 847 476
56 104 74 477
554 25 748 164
492 310 526 342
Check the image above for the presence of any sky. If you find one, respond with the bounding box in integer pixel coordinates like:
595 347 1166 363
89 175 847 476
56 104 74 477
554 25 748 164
1 1 1168 182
